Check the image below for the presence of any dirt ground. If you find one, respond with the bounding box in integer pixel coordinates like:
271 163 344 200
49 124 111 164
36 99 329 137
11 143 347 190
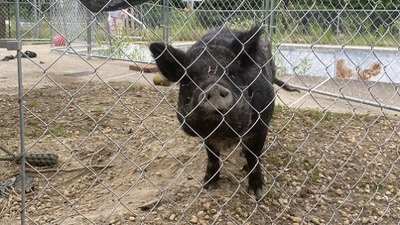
0 45 400 224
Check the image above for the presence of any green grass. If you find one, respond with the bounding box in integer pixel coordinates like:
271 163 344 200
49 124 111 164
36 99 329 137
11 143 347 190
37 89 45 97
0 134 8 140
272 16 399 47
302 163 320 183
5 6 399 48
93 8 399 48
267 155 282 167
49 125 68 138
25 128 43 138
370 205 379 214
27 118 39 127
391 186 399 195
26 99 37 108
264 189 276 199
300 108 334 122
140 11 208 42
358 180 367 189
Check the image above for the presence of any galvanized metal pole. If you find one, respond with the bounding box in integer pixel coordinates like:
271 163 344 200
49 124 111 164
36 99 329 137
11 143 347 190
289 84 400 112
0 1 5 38
264 0 270 30
87 10 92 60
139 5 144 25
269 0 275 41
33 0 38 39
162 0 169 43
187 0 194 9
15 0 27 224
38 0 42 39
336 10 340 36
50 1 54 49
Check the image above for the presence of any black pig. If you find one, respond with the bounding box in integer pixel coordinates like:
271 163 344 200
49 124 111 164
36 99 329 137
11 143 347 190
150 26 297 199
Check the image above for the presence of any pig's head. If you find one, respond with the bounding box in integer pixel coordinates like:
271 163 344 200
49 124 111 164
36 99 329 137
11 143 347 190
150 27 264 138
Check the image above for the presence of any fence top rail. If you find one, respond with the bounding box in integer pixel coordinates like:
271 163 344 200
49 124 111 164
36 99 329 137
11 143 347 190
278 43 400 53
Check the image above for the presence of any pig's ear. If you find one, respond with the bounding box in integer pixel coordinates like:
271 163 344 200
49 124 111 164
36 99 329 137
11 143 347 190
149 42 186 82
230 26 263 65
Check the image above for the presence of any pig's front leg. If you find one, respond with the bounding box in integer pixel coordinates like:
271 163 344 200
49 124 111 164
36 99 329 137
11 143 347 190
203 143 220 190
243 133 266 200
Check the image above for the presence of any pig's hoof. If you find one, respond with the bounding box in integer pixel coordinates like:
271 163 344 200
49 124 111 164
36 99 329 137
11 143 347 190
203 177 218 191
203 181 217 191
248 187 263 200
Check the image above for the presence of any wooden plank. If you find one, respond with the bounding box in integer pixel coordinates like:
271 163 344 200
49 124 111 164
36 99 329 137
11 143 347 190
129 62 160 73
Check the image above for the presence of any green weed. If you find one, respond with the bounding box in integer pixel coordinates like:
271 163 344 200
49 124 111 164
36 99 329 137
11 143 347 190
49 125 68 138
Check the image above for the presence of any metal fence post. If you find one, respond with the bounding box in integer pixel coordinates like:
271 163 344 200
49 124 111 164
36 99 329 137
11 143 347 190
33 0 38 39
87 10 92 60
162 0 169 43
264 0 275 43
50 0 53 49
0 1 5 39
15 0 26 224
336 9 340 36
269 0 275 39
264 0 270 30
37 0 42 39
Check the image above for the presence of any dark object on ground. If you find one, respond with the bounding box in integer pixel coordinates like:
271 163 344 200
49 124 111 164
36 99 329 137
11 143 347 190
0 173 34 198
78 0 149 12
12 173 34 194
0 180 11 198
1 55 15 61
150 26 298 199
21 50 37 58
0 145 58 167
1 50 37 61
129 62 160 73
63 71 94 76
16 153 59 167
274 77 300 92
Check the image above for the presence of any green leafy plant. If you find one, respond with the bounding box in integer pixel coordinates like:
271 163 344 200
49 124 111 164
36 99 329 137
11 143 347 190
225 17 254 30
294 58 312 75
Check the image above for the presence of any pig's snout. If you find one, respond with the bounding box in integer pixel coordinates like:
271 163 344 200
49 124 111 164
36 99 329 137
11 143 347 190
198 84 233 112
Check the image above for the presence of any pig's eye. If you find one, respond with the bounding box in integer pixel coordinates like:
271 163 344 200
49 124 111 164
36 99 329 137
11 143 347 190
184 97 191 105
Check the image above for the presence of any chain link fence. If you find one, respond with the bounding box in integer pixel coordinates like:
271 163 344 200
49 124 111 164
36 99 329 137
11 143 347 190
0 0 54 41
1 0 400 224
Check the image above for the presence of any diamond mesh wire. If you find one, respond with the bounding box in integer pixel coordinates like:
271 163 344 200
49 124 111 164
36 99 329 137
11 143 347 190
0 0 54 41
1 0 399 224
